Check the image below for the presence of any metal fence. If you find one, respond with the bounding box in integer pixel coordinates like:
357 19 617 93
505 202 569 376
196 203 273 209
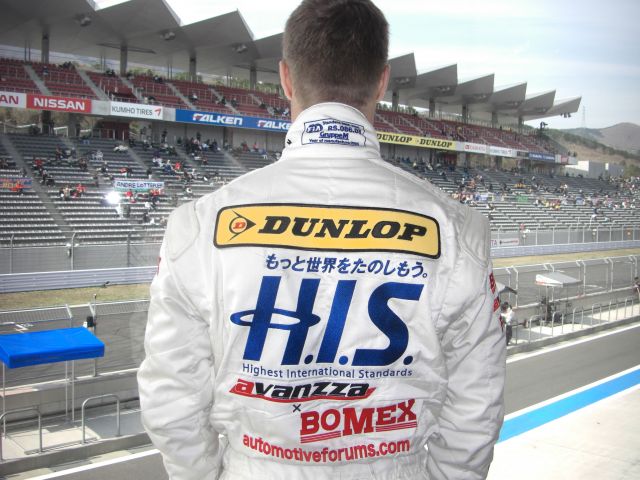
492 225 640 247
1 294 637 389
0 242 161 274
1 227 640 274
493 255 640 309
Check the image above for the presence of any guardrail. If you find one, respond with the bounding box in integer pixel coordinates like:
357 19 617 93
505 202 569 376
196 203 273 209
81 394 121 444
0 407 42 461
0 266 156 293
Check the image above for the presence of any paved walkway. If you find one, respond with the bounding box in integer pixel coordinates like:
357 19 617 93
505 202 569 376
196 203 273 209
489 385 640 480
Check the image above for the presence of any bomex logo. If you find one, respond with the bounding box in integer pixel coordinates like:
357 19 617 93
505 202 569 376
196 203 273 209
230 276 423 367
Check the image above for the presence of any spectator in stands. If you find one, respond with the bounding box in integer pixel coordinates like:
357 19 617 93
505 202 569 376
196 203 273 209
190 92 198 103
54 146 63 162
152 153 162 167
95 149 104 162
78 157 88 172
211 139 218 152
161 130 168 143
146 167 153 179
218 95 226 106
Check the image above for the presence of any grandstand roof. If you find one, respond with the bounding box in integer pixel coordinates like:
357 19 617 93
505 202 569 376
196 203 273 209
0 0 580 122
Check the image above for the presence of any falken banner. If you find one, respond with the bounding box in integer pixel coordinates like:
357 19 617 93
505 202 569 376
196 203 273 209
175 109 292 133
375 132 457 151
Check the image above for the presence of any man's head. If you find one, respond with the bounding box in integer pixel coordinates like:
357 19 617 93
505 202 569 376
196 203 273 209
280 0 390 122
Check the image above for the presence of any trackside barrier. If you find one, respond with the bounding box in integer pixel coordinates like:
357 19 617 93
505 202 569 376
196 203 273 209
0 266 156 293
81 394 121 444
0 407 42 461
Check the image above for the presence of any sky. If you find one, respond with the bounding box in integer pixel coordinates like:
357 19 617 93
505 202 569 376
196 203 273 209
96 0 640 130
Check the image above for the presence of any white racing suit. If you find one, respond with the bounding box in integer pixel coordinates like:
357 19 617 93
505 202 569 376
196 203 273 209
137 103 506 480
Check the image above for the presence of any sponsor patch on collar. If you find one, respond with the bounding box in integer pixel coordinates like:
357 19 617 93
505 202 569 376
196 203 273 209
301 119 366 147
214 204 440 259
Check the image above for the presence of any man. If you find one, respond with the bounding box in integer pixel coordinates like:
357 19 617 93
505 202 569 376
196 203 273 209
137 1 505 479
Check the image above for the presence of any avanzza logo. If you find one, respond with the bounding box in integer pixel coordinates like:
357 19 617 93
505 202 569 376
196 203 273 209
230 378 374 403
214 204 440 258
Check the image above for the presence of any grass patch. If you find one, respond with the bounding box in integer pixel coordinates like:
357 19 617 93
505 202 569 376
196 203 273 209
0 284 150 311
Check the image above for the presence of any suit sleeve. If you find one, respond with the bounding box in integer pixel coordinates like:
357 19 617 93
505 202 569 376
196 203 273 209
426 230 506 479
137 237 219 480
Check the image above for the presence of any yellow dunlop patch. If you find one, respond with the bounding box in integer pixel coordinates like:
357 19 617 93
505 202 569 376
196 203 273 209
214 204 440 258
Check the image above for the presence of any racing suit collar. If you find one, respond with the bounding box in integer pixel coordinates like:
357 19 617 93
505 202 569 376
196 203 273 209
282 102 380 158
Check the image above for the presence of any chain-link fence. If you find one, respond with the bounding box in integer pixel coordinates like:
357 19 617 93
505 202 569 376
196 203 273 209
0 242 160 274
2 227 640 274
492 225 640 247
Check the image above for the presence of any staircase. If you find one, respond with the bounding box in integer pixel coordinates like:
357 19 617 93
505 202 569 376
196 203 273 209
119 75 144 102
166 82 195 110
76 69 109 100
209 86 241 115
23 64 51 95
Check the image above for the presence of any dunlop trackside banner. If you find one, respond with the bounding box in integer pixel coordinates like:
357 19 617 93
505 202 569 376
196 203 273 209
214 204 441 259
375 132 456 151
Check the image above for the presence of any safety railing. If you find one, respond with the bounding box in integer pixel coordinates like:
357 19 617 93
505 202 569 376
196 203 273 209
81 394 121 444
509 297 638 348
0 407 42 461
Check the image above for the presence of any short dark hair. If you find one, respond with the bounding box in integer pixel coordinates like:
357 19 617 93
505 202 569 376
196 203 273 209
283 0 389 110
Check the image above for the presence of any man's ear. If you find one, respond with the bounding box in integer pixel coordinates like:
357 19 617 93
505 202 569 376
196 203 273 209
279 60 293 100
375 64 391 101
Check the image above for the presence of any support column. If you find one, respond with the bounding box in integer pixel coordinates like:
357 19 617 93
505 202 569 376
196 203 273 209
462 104 469 123
41 31 50 64
518 115 524 134
119 45 128 76
392 89 399 112
491 111 498 129
429 98 435 118
189 55 197 82
249 64 257 90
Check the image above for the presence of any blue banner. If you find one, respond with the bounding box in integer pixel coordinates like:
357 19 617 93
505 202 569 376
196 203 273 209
175 109 291 133
528 152 555 162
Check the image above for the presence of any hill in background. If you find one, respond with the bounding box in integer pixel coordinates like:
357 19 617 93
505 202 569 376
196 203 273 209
563 123 640 155
546 123 640 175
